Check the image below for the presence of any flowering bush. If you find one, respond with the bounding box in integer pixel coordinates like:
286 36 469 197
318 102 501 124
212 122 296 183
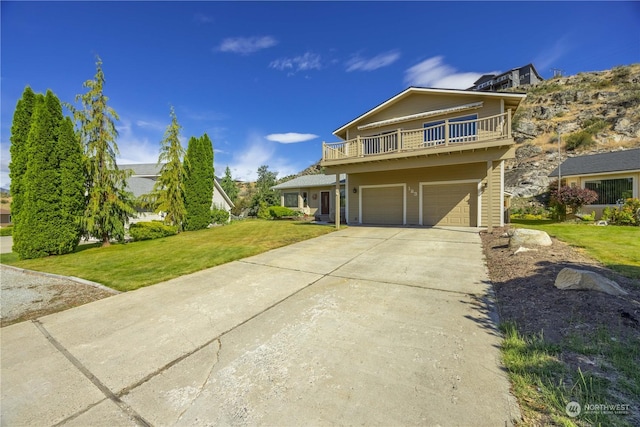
548 181 598 221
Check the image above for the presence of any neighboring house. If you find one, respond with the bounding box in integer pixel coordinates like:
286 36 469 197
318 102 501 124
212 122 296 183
272 174 346 222
469 63 543 92
320 87 527 228
120 163 235 223
548 148 640 218
0 208 11 227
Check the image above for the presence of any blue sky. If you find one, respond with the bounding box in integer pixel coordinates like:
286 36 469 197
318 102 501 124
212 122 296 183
1 1 639 186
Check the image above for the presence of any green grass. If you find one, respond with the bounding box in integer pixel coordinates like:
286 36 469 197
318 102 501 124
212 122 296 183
500 322 638 426
0 226 12 236
0 220 336 292
510 220 640 280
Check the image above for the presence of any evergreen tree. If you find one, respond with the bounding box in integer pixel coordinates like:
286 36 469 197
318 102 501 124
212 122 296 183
74 56 136 246
183 133 214 231
15 91 64 258
250 165 279 213
220 165 239 202
9 87 38 242
153 106 187 230
56 116 86 252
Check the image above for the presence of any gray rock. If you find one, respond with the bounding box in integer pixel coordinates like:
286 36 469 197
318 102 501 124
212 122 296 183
509 228 553 248
554 268 628 296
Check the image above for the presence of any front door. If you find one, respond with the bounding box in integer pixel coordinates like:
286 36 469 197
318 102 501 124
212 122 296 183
321 191 330 215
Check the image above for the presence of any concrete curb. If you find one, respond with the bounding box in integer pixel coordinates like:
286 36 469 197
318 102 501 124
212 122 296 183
0 264 120 295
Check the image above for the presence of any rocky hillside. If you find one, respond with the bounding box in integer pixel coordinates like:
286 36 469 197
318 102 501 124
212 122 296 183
506 64 640 197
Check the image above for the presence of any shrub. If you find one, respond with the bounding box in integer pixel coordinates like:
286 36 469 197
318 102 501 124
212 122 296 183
210 208 229 224
565 130 595 151
268 206 301 219
0 226 13 237
129 221 178 241
548 181 598 221
602 198 640 226
256 201 271 220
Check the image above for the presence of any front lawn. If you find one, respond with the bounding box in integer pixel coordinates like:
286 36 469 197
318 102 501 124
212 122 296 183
0 220 336 291
510 219 640 280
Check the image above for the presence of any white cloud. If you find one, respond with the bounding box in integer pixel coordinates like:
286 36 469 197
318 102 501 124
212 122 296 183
135 120 166 132
225 132 300 182
116 119 160 165
266 133 318 144
404 56 484 89
270 52 322 74
534 36 571 74
218 36 278 54
193 13 213 24
346 50 400 72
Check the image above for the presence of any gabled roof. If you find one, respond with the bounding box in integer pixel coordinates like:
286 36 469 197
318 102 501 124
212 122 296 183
119 163 234 207
549 148 640 177
272 174 346 190
333 87 526 140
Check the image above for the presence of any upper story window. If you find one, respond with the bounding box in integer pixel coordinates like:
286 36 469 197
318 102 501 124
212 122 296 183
424 114 478 145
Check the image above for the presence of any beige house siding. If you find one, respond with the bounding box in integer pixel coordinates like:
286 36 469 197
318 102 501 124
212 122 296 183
278 185 344 219
346 162 500 225
344 94 503 140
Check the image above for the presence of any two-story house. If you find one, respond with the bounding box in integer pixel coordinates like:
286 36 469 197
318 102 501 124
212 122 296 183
320 87 527 230
469 63 543 92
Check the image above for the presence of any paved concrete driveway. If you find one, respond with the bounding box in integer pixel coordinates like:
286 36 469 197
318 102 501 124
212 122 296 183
1 226 519 426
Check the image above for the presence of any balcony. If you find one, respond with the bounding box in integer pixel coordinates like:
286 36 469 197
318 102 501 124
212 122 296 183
322 111 512 163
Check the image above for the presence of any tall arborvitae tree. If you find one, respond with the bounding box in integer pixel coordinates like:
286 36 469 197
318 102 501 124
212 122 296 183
15 91 66 258
9 87 38 244
74 56 136 246
153 106 187 229
220 165 239 202
56 116 86 252
183 133 214 231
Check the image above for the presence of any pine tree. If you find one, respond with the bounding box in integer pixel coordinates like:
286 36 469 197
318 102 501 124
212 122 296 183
183 133 214 231
220 165 239 202
251 165 279 210
9 87 38 243
16 91 64 258
74 56 136 246
153 106 187 230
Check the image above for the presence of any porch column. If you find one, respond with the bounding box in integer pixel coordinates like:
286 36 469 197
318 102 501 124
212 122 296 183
486 161 493 232
335 173 341 229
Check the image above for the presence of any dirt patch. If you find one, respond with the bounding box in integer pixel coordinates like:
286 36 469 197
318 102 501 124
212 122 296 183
1 266 115 328
481 226 640 425
480 227 640 344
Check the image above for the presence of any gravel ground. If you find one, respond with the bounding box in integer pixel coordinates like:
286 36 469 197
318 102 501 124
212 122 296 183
0 265 117 327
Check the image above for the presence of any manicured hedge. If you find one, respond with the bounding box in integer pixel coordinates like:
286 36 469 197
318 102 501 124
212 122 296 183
129 221 178 241
268 206 302 219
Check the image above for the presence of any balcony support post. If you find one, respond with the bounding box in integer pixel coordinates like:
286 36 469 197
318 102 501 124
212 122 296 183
397 129 402 152
357 135 362 157
444 119 449 146
507 109 512 137
335 173 341 229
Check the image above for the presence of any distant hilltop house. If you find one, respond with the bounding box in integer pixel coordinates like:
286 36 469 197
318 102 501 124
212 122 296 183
469 63 543 92
120 163 235 223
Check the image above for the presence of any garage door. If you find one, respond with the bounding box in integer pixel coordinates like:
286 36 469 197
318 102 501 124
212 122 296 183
361 186 404 225
422 183 477 226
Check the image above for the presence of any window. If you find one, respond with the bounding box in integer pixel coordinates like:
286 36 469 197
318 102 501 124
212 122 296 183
584 178 633 204
283 192 299 208
302 192 308 207
424 114 477 144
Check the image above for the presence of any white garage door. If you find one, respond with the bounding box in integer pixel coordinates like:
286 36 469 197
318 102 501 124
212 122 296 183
361 186 404 225
422 183 477 227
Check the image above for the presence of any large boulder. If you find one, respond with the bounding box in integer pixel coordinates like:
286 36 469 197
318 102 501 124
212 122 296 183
554 268 628 296
509 228 552 248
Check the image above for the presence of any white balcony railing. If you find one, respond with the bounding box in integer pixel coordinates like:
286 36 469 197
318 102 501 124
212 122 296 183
323 111 512 162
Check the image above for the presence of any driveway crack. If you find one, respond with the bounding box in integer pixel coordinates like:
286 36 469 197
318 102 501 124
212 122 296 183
175 338 222 423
